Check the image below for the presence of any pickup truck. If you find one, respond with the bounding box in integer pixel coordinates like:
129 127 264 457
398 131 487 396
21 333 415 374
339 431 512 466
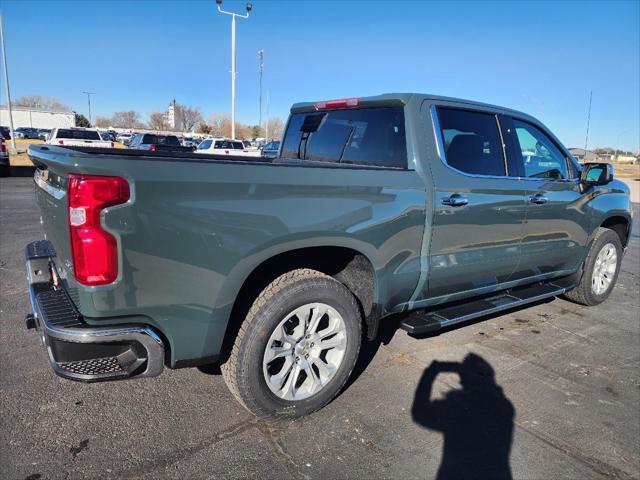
47 128 114 148
128 133 195 153
25 93 632 419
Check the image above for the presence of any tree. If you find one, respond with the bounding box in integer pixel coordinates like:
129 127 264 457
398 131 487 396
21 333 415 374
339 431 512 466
14 95 71 112
75 113 91 128
94 116 111 128
148 112 168 131
196 123 211 135
250 125 263 139
174 104 203 132
235 123 252 140
207 112 232 138
110 111 145 129
265 117 285 140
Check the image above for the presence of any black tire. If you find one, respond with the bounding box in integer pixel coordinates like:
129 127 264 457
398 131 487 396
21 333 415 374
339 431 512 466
563 227 623 306
221 269 362 419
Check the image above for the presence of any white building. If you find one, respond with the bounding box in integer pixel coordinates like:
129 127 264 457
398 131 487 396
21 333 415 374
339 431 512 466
0 106 76 129
163 100 176 129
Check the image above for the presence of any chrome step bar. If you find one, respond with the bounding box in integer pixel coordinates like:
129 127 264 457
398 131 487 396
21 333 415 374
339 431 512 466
400 280 574 335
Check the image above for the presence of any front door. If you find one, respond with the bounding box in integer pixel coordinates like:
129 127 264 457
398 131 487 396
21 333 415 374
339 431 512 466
423 106 527 300
508 118 588 279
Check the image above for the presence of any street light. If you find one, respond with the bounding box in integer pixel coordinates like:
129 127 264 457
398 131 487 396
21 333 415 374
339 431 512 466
216 0 251 140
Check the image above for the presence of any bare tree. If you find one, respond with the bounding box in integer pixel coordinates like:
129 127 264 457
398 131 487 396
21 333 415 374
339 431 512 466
94 116 112 128
14 95 71 112
265 117 285 140
110 111 145 129
174 104 203 132
148 112 168 131
196 123 212 135
207 112 232 138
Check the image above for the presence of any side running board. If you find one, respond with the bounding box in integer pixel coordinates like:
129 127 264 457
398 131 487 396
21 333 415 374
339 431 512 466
400 280 574 335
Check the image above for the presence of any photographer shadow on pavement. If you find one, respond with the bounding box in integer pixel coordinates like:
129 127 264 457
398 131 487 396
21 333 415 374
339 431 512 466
411 353 514 480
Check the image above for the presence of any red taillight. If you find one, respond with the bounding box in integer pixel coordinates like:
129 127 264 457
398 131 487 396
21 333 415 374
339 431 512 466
111 142 114 148
314 97 360 111
58 140 64 145
225 150 229 154
68 174 130 286
149 145 156 151
0 139 5 153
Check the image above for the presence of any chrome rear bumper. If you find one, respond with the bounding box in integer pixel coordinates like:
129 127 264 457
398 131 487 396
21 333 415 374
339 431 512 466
25 240 164 382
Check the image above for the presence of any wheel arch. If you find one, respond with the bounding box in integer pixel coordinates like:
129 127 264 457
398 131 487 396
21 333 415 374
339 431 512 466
218 244 380 364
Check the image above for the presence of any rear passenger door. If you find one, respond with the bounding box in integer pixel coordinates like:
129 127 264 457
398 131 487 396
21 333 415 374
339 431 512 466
507 117 588 278
425 106 528 299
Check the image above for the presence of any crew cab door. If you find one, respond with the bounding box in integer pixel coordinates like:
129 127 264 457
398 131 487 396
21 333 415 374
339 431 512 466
423 106 527 299
506 117 588 278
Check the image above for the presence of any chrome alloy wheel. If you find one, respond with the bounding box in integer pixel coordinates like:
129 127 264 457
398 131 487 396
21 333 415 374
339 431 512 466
591 242 617 295
263 302 347 401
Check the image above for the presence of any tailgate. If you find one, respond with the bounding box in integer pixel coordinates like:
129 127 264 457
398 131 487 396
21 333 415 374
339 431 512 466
33 166 73 273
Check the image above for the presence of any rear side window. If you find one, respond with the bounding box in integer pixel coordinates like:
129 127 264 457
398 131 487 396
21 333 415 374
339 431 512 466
281 107 407 168
512 120 568 180
56 129 101 140
437 108 506 176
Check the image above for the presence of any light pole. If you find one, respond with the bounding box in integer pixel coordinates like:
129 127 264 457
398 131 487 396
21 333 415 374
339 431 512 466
216 0 251 140
82 91 95 125
0 9 17 153
258 49 263 134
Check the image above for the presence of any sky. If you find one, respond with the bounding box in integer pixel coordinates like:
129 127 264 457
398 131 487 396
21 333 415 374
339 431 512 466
1 0 639 151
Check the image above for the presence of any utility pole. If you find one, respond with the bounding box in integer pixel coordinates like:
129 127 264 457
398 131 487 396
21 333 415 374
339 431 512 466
0 9 17 152
216 0 252 140
265 90 270 141
258 49 264 134
82 91 95 125
584 90 592 153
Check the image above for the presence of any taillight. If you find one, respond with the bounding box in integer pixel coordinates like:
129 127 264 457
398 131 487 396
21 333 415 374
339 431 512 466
225 150 229 154
149 145 156 151
111 142 114 148
314 97 360 110
0 139 5 153
58 140 64 145
68 174 130 286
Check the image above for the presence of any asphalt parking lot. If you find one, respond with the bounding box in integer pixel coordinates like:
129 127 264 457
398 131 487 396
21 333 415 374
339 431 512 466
1 177 639 480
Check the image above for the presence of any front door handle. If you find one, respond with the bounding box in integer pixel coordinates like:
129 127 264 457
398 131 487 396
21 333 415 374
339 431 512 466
528 194 549 205
442 194 469 207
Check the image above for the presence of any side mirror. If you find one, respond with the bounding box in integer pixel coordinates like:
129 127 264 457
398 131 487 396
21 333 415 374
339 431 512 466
580 162 613 186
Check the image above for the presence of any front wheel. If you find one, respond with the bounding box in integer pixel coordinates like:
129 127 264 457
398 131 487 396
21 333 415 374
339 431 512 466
564 227 623 306
221 269 362 418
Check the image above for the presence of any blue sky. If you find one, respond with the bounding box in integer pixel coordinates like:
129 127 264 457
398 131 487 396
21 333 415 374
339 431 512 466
2 0 639 151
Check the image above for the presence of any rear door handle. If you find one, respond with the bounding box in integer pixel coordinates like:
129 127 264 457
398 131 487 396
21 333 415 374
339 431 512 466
441 194 469 207
528 194 548 205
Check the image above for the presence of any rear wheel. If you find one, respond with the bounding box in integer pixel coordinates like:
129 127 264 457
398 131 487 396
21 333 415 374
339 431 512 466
221 269 362 418
564 228 622 306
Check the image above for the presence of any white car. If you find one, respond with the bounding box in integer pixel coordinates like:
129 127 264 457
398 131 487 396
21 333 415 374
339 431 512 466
47 128 113 148
195 138 261 157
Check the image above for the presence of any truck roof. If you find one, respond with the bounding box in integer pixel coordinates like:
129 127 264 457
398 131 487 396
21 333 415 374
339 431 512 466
291 92 540 124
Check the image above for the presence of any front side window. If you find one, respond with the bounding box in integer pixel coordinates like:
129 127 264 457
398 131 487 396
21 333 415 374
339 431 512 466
512 120 568 180
437 108 506 176
281 107 407 168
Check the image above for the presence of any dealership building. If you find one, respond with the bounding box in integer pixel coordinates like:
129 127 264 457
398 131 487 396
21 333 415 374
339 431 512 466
0 105 75 129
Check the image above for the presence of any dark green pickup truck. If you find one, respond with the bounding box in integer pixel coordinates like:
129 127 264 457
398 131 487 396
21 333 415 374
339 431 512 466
25 93 632 418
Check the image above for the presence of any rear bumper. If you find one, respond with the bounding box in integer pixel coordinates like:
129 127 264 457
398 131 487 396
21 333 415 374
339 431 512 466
25 240 164 382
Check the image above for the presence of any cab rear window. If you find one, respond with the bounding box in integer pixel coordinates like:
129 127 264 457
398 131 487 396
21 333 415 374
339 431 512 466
56 129 101 140
281 107 407 168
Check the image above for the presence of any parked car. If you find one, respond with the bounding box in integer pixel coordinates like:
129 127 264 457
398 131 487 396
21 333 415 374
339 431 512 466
46 127 113 148
14 127 40 139
116 133 133 145
37 129 52 141
99 130 116 142
0 136 9 177
129 133 195 153
261 140 280 158
182 137 199 148
0 126 10 139
195 138 261 157
25 93 632 420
